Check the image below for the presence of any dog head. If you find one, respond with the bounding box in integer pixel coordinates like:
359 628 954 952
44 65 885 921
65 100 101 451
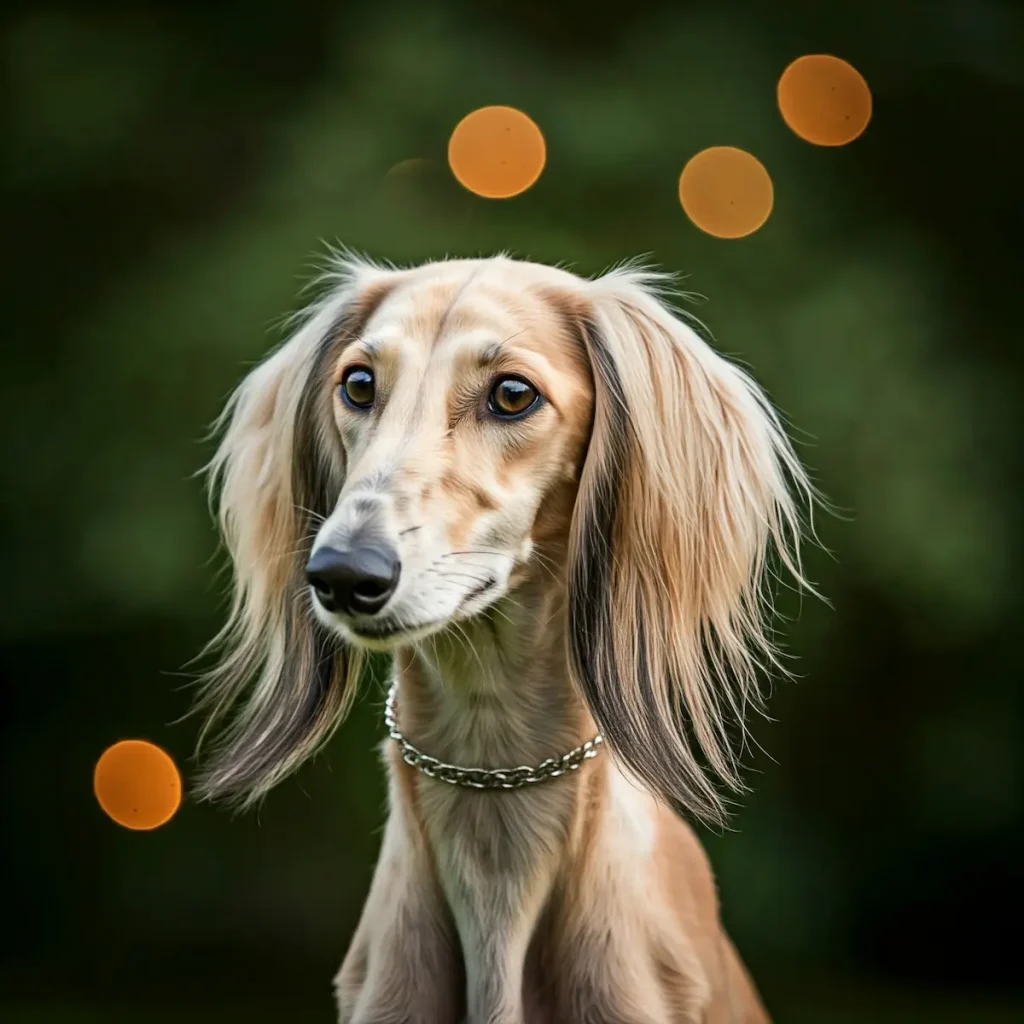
194 252 815 822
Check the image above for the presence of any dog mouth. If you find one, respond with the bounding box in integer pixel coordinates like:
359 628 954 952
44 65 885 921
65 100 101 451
348 618 437 642
347 578 498 644
455 576 498 610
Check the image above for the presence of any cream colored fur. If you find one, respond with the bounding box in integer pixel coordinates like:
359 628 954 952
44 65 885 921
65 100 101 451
193 252 817 1023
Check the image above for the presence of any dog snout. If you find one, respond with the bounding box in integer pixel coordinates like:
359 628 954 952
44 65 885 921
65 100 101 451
305 544 401 616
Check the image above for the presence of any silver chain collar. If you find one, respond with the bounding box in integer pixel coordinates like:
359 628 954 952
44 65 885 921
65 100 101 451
384 681 604 791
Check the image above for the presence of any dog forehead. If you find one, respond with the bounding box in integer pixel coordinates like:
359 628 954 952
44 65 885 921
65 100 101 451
363 258 584 351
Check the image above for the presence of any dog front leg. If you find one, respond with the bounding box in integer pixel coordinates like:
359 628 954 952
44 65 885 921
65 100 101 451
441 859 554 1024
335 811 462 1024
456 913 533 1024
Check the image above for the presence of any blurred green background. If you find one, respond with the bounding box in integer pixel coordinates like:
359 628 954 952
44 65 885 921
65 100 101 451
2 0 1022 1021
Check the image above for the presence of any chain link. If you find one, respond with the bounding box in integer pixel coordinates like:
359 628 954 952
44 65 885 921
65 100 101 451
384 681 604 790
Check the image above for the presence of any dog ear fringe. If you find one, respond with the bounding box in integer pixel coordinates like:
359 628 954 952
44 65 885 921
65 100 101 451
191 253 396 809
566 266 821 826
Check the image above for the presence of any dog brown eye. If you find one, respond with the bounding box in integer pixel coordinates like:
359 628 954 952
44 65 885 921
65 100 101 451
341 366 375 410
488 377 540 419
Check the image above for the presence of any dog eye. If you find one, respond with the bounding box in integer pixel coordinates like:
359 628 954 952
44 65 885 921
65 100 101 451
340 366 375 410
488 377 540 419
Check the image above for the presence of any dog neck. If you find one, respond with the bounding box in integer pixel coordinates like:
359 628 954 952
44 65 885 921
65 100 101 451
391 574 597 781
387 575 606 1023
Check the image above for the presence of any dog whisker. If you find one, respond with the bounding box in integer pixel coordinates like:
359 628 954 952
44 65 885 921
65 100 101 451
447 618 489 681
430 569 491 586
440 549 515 559
293 503 326 524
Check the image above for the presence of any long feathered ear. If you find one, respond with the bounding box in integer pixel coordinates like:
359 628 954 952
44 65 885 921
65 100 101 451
192 254 396 809
565 265 817 825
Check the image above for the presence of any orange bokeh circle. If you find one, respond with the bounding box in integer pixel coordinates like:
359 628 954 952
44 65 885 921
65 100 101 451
778 54 872 146
447 105 546 199
679 147 774 239
93 739 182 831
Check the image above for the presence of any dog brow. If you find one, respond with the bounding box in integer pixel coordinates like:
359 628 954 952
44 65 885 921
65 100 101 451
477 330 525 368
477 341 505 366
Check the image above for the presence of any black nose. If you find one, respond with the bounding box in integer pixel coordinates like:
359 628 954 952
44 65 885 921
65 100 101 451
305 545 401 615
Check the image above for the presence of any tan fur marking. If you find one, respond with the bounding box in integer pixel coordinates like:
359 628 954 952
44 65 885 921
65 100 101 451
440 469 499 513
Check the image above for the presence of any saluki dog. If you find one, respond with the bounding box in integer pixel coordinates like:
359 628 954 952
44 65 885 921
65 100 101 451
193 252 816 1023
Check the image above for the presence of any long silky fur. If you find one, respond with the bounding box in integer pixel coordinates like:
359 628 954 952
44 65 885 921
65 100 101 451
567 265 817 825
192 259 395 808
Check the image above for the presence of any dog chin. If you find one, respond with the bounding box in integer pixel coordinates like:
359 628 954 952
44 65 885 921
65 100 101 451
335 616 448 652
